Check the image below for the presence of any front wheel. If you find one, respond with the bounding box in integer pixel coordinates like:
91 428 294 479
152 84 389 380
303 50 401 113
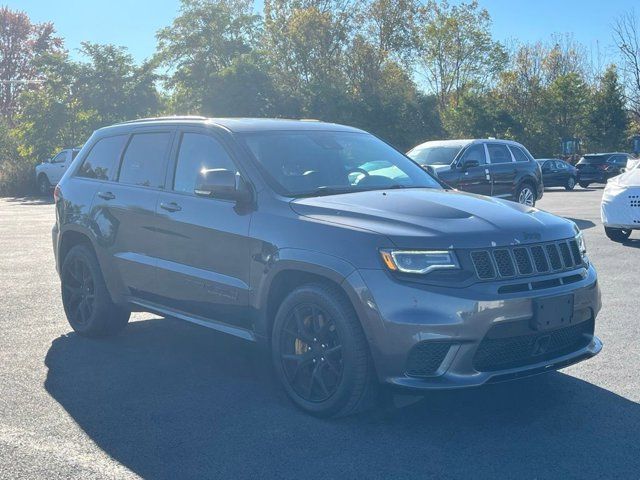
605 227 632 242
61 245 130 337
579 181 590 189
271 284 376 417
565 177 576 191
516 184 536 206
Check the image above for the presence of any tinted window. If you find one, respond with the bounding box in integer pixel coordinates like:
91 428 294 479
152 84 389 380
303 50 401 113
173 133 237 194
408 145 462 166
510 146 530 163
119 132 172 188
556 160 568 170
77 135 127 181
487 144 512 164
72 150 80 160
578 155 607 165
240 131 440 196
459 144 487 165
611 155 628 165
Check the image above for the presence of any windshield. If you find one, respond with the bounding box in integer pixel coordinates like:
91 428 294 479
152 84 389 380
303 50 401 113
239 131 441 197
407 145 462 165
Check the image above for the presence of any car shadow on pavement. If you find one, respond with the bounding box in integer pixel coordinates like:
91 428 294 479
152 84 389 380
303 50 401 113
45 317 640 479
5 195 53 205
565 217 596 230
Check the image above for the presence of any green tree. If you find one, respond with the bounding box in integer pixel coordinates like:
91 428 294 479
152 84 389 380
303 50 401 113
586 65 628 152
416 0 506 111
155 0 260 113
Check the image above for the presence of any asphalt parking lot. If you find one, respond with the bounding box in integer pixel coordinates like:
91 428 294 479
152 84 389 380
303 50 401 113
0 187 639 479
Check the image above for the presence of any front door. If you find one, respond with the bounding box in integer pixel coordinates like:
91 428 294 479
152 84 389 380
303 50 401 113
154 128 253 328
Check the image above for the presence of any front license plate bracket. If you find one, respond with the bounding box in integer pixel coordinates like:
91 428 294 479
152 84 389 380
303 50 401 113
532 294 574 331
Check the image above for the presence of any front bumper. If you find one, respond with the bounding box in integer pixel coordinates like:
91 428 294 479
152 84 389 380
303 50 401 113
345 265 601 390
601 185 640 229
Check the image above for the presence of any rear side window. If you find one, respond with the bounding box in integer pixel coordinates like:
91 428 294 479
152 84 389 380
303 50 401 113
487 144 513 164
509 146 530 162
459 144 487 165
173 133 237 194
77 135 128 181
118 132 172 188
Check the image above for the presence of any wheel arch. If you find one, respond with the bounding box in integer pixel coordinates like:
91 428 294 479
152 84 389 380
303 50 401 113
253 250 366 344
58 228 97 269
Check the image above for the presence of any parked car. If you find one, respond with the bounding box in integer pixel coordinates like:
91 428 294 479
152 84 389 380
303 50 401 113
601 161 640 242
35 148 81 195
536 159 578 190
53 117 601 417
575 153 631 188
407 139 543 206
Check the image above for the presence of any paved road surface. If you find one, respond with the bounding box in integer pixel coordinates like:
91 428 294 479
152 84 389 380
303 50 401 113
0 188 638 479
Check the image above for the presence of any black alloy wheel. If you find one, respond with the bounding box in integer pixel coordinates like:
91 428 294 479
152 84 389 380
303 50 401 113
280 303 344 402
62 255 96 327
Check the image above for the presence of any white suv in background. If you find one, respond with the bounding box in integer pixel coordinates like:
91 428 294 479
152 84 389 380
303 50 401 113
35 148 81 195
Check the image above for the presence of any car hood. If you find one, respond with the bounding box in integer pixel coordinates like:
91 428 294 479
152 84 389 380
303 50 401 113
608 167 640 187
290 188 577 249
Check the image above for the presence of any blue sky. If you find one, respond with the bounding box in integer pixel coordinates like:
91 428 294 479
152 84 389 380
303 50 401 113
10 0 639 63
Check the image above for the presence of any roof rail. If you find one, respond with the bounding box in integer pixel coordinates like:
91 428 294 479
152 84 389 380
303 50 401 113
117 116 208 125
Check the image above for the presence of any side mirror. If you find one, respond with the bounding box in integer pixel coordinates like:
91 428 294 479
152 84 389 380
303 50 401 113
195 168 250 202
461 159 479 171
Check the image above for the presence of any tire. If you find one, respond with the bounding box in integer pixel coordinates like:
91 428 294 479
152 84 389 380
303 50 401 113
516 183 536 206
604 227 632 242
61 245 130 337
37 174 51 196
565 177 576 191
271 283 376 417
579 181 590 189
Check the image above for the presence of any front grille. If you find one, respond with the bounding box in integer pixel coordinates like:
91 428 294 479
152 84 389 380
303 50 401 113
406 342 452 377
471 251 495 279
473 320 594 372
469 239 584 282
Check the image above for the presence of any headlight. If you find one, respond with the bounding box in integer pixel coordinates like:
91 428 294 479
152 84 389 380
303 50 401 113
575 231 588 263
380 249 459 274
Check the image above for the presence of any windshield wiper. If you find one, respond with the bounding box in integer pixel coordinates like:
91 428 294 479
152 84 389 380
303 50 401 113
295 186 362 197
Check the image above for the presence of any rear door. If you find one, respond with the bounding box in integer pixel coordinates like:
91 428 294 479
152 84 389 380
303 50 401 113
153 127 254 328
486 143 516 197
450 143 492 196
86 128 174 301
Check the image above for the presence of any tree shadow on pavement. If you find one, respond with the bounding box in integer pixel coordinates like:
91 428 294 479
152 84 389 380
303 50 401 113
45 317 640 480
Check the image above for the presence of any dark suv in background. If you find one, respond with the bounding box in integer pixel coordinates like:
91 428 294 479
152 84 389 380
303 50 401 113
575 153 631 188
407 139 543 206
52 118 601 417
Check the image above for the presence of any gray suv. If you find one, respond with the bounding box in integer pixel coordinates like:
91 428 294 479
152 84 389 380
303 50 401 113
53 117 602 417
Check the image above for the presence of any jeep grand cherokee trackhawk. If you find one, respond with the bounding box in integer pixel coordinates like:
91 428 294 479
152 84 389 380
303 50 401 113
52 117 602 417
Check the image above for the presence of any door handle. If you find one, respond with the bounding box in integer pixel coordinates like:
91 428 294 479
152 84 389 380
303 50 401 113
97 191 115 200
160 202 182 212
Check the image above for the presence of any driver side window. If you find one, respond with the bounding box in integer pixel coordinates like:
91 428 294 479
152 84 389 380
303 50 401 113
173 133 238 194
459 144 487 166
51 151 67 164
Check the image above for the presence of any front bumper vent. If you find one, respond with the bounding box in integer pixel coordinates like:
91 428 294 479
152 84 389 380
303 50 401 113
406 342 452 377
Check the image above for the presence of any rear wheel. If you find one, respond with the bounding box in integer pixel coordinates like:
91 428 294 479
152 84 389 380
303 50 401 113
579 181 590 189
271 283 376 417
516 183 536 206
37 175 51 196
61 245 130 337
565 177 576 191
605 227 632 242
